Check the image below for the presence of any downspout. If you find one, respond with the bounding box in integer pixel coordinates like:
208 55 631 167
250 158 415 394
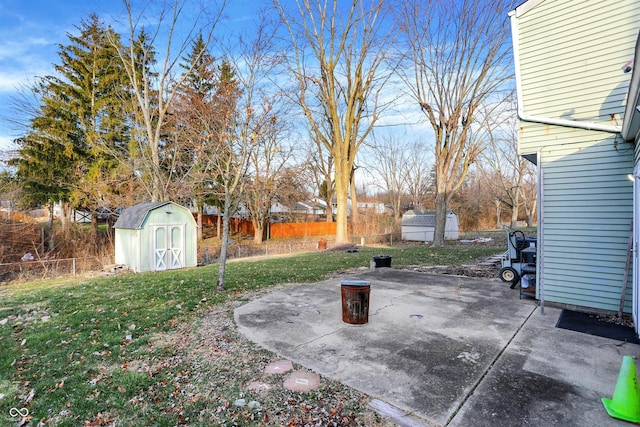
509 11 622 135
621 30 640 141
537 151 544 314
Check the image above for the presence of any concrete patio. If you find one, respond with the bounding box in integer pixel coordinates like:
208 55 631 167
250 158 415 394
235 269 640 426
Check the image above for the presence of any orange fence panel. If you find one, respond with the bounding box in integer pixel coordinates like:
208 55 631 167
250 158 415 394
269 222 336 239
195 215 334 239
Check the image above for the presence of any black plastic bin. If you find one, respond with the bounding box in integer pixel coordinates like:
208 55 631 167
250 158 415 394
373 255 392 268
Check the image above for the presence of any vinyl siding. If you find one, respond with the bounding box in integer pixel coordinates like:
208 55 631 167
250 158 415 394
519 118 633 311
516 0 640 123
514 0 640 311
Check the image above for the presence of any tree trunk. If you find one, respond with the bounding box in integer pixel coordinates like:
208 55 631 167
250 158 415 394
48 202 54 231
217 212 221 238
60 202 71 236
324 194 333 222
432 192 447 247
525 199 536 227
216 196 232 292
253 225 264 244
106 213 116 243
350 168 359 231
510 205 518 229
510 191 520 229
48 201 55 251
91 213 99 241
393 191 402 221
334 172 350 244
197 200 203 241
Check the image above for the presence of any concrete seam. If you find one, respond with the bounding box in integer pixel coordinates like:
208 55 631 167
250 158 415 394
291 326 345 349
443 303 539 426
370 301 395 316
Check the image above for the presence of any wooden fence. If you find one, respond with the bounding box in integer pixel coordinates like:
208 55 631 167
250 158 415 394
194 215 336 239
269 222 337 238
196 215 255 234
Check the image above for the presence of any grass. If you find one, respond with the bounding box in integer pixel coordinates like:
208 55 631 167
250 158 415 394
0 243 501 426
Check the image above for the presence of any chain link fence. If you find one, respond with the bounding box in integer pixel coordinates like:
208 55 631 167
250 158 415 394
0 257 106 284
1 229 515 284
198 239 334 265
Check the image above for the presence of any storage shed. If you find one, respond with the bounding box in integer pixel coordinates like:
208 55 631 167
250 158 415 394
401 210 459 242
114 201 197 273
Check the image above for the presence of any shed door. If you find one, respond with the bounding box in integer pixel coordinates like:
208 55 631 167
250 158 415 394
153 224 185 271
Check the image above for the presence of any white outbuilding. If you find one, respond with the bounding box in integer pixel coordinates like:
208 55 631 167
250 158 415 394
114 201 197 272
401 210 459 242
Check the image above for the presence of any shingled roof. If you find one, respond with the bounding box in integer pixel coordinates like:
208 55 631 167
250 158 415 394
113 201 171 230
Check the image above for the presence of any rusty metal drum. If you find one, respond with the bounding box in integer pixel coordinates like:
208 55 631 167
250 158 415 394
340 280 371 324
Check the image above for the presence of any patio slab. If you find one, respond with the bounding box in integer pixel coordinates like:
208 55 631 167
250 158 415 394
235 269 640 426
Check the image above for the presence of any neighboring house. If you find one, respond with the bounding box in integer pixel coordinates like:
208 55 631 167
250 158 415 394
510 1 640 327
357 201 387 215
290 200 326 216
401 210 459 242
114 201 197 273
233 200 328 220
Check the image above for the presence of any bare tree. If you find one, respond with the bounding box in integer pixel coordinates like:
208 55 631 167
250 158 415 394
521 175 537 227
273 0 395 243
204 65 244 292
211 16 289 289
0 170 21 218
305 139 334 222
244 110 294 244
481 133 523 229
108 0 226 202
366 136 410 221
479 98 536 229
398 0 513 246
218 18 294 245
273 164 313 222
404 140 433 212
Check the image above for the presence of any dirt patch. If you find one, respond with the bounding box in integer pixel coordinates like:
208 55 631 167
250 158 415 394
325 244 360 253
147 287 396 426
397 263 501 279
331 256 502 281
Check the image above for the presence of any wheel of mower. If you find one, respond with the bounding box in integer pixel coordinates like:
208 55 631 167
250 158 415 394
499 267 520 288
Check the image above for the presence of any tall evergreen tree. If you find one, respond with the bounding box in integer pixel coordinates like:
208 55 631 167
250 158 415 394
12 14 131 236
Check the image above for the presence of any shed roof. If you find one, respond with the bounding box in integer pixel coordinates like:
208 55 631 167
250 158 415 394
113 201 171 230
401 210 456 227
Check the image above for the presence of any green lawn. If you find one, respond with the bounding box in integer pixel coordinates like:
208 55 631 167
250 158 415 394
0 244 500 426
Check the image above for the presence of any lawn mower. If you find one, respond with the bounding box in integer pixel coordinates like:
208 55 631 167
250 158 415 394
499 227 537 289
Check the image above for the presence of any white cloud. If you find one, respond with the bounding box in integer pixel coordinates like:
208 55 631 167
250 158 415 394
0 135 16 151
0 37 51 60
0 34 58 94
0 73 26 93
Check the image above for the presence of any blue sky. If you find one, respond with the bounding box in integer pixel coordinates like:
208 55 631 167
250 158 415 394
0 0 258 151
